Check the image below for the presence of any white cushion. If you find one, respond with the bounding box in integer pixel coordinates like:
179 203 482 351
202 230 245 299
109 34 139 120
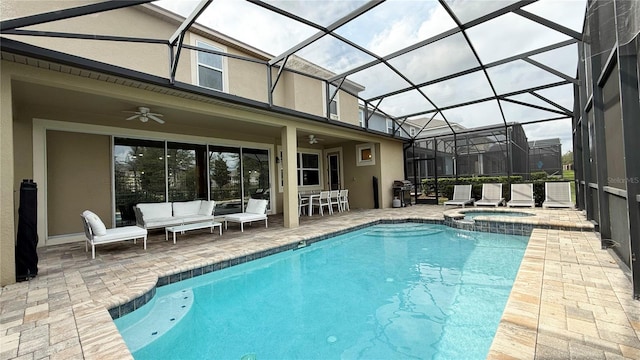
225 213 266 223
137 203 172 220
245 199 267 214
198 200 215 216
172 201 202 217
82 210 107 236
92 226 147 243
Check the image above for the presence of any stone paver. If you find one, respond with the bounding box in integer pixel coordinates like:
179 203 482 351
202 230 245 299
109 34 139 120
1 205 638 359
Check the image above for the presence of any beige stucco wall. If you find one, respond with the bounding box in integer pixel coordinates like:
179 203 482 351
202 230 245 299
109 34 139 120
378 140 406 207
339 91 360 126
1 2 178 79
46 131 112 236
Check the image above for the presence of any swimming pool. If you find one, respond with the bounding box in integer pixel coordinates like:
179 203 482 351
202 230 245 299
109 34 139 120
114 223 528 359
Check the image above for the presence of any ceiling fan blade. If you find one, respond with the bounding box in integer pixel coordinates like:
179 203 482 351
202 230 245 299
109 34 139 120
126 114 140 120
148 114 165 124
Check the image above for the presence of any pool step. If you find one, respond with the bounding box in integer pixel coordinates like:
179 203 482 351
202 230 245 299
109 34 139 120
117 289 194 352
365 227 443 238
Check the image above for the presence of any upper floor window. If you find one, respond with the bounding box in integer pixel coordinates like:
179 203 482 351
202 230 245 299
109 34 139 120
326 84 339 120
197 41 224 91
410 127 416 137
359 109 365 128
386 119 394 134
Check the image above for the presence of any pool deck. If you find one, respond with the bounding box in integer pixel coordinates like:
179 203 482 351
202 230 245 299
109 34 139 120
1 205 639 359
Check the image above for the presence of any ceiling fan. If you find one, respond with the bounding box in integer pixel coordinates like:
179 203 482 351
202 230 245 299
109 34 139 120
307 134 323 144
124 107 165 124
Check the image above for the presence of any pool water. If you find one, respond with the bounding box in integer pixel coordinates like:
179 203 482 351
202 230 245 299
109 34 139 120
114 223 528 360
464 211 534 220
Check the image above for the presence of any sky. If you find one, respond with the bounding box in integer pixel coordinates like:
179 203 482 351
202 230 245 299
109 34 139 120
156 0 587 154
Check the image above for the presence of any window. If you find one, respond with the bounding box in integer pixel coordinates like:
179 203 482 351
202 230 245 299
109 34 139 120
115 138 272 224
277 148 322 190
359 109 365 128
167 142 207 202
326 84 339 120
209 146 242 215
410 127 416 137
114 138 166 226
386 119 394 134
242 148 271 210
299 153 320 186
197 41 224 91
356 143 376 166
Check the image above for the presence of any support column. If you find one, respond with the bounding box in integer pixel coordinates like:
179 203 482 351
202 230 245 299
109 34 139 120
0 69 15 285
281 125 299 228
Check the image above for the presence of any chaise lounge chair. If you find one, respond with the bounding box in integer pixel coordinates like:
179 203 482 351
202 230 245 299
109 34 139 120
81 210 147 259
542 182 573 208
443 184 474 207
475 183 505 207
224 198 268 232
507 183 535 208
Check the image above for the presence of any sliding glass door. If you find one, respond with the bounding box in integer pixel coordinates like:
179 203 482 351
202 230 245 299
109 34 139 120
114 138 271 224
242 148 270 210
209 146 242 215
114 138 166 226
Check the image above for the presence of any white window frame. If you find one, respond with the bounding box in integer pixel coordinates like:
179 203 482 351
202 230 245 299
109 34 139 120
356 143 376 166
358 109 365 128
410 127 416 137
277 147 323 191
386 119 394 134
194 39 227 92
324 83 340 120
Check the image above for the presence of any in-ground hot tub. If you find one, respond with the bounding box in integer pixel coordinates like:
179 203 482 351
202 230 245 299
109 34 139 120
462 210 535 220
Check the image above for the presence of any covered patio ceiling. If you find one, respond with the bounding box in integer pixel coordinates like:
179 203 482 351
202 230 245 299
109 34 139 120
1 0 586 144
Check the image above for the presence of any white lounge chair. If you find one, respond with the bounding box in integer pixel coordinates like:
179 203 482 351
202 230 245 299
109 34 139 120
507 183 535 208
224 198 268 232
475 183 505 207
80 210 147 259
443 185 474 207
542 182 573 208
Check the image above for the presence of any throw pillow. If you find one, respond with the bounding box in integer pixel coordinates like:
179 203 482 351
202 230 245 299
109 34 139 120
198 200 216 216
82 210 107 236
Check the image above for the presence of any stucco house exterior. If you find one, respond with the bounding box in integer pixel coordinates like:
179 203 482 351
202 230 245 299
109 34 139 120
0 2 406 285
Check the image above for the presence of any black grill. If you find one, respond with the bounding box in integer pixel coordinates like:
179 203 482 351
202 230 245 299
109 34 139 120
392 180 413 207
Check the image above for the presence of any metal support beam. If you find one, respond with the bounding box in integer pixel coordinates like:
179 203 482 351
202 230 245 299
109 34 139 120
513 8 583 41
523 57 579 85
169 0 212 45
592 44 613 244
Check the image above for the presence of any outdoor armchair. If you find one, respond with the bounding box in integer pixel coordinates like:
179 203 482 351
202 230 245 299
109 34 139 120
224 198 268 232
81 210 147 259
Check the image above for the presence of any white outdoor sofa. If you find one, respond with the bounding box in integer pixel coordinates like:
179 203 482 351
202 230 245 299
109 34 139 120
134 200 216 229
224 198 268 232
81 210 147 259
